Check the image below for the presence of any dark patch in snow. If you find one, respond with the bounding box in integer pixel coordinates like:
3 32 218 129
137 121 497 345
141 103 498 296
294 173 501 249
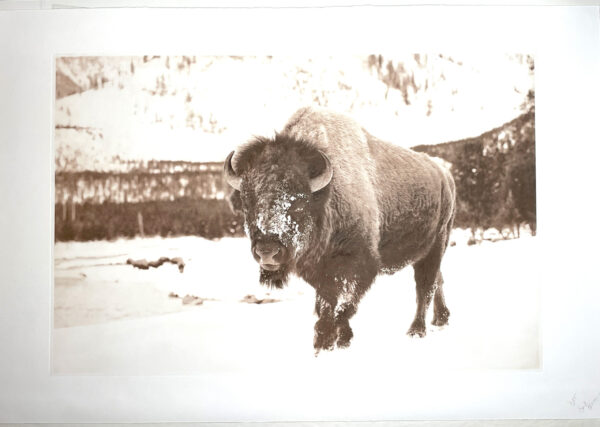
168 292 214 305
182 295 203 305
240 294 280 305
126 256 185 272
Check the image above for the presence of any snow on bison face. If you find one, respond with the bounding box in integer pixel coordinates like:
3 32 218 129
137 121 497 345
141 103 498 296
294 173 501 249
224 138 332 288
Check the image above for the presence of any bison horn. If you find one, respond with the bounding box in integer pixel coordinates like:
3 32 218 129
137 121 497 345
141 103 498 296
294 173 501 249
224 151 242 191
309 151 333 193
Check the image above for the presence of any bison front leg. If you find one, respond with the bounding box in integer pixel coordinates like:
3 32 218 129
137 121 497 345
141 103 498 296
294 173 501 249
314 282 369 352
310 248 378 352
333 281 371 349
314 275 374 351
334 302 356 349
313 291 337 352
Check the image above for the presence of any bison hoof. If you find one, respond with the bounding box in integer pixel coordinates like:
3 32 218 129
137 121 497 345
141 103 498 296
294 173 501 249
407 320 426 338
314 318 336 351
314 333 336 353
336 325 354 349
432 309 450 327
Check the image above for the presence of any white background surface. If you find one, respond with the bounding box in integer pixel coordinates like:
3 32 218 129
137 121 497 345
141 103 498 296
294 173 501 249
1 4 600 424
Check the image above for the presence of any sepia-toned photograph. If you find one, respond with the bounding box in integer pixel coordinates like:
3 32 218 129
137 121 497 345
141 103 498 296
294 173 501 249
52 54 537 374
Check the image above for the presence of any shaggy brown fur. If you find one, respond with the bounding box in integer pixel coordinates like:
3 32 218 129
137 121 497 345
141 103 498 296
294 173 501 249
226 107 456 352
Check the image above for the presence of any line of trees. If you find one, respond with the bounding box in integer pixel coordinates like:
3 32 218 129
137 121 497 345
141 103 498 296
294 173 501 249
55 198 244 242
55 169 226 205
412 108 536 238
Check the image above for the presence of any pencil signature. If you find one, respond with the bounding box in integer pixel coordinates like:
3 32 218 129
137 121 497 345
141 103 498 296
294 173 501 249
569 392 600 412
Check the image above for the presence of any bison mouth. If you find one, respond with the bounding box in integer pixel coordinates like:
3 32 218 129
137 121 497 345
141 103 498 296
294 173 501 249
260 263 281 271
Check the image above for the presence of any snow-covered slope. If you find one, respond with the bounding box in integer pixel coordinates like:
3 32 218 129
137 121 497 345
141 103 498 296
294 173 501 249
54 55 534 171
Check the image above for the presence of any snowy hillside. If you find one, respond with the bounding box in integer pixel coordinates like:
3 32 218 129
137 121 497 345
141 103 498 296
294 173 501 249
55 55 534 171
53 231 539 374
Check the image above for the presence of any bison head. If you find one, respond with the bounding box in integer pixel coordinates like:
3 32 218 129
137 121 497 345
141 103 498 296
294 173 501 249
224 135 333 288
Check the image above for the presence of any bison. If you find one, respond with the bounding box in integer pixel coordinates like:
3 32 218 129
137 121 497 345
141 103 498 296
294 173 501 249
224 107 456 352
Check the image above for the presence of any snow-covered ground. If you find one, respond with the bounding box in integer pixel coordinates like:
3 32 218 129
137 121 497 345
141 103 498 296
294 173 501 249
53 232 539 374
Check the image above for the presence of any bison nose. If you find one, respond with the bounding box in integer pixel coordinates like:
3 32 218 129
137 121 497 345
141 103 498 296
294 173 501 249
254 241 282 265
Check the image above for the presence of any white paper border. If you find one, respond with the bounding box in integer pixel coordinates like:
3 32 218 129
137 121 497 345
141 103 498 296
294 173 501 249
1 5 599 423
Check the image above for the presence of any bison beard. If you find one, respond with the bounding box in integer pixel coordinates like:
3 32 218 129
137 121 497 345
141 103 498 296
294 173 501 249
225 107 456 354
259 265 290 289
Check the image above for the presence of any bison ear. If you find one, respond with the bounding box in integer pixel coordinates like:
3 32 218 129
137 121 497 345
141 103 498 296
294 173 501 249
227 189 243 214
309 151 333 193
224 151 242 191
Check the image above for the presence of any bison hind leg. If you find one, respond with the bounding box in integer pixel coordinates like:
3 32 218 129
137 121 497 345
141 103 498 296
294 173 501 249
431 272 450 327
408 239 447 338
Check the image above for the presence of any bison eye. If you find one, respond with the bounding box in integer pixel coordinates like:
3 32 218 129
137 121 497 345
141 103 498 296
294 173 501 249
288 206 309 223
288 200 305 214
